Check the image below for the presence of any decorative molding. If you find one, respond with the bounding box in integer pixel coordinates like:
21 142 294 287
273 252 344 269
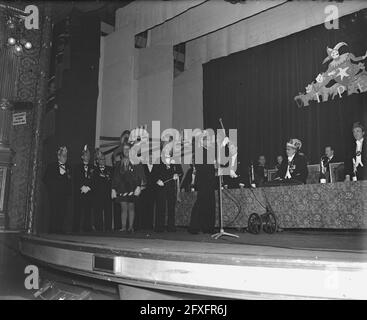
25 6 53 233
6 4 52 231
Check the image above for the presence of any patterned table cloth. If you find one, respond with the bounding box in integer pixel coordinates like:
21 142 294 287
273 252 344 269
175 181 367 229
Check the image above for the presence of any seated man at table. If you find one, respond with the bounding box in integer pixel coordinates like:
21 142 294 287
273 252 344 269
254 155 269 187
275 155 283 171
274 138 308 184
320 145 339 182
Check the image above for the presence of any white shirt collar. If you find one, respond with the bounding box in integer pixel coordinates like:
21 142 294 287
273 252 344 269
288 154 295 162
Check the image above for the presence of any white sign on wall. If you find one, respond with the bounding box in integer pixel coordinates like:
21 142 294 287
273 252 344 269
12 112 27 126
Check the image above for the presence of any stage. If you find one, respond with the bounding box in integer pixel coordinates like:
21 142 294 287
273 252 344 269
19 229 367 299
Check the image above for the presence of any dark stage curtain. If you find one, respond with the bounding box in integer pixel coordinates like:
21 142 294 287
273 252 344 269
203 10 367 168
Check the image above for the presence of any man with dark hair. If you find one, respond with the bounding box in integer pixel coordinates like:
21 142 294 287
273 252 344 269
138 153 160 231
92 149 113 232
275 155 283 171
188 134 217 234
345 122 366 181
43 146 72 234
254 155 268 187
320 145 339 182
73 145 95 232
155 142 183 232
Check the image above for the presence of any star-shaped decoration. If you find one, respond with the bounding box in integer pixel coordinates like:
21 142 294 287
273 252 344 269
335 66 349 80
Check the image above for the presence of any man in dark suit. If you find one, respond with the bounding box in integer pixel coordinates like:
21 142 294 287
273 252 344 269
276 138 308 184
275 155 283 171
73 145 95 232
188 134 217 234
138 154 160 231
254 155 269 187
43 146 72 234
345 122 366 181
320 145 340 182
92 149 113 232
155 149 183 232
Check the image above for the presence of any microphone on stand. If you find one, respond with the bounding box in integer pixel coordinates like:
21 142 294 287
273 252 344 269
211 117 239 240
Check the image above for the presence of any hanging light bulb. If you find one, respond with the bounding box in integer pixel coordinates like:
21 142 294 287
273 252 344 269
7 37 16 45
24 42 32 49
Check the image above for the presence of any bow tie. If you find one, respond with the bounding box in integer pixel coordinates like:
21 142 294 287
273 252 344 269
59 163 66 175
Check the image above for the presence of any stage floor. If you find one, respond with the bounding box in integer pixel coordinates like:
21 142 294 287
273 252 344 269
59 228 367 253
19 229 367 299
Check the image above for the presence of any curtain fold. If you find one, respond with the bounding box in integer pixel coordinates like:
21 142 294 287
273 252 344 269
203 10 367 168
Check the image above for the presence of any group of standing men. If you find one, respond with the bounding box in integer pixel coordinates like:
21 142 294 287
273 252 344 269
42 132 216 234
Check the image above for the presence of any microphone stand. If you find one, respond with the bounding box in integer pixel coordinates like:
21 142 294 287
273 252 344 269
211 118 239 240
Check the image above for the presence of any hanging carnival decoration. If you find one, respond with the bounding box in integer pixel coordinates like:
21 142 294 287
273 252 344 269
295 42 367 107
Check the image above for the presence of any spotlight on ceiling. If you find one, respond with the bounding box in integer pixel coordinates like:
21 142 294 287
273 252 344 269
7 37 16 45
24 42 32 49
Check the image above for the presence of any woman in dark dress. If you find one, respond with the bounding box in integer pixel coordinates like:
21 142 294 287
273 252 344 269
111 143 146 232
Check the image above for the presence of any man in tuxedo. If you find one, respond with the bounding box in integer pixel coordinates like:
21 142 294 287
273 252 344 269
188 134 217 234
138 154 159 231
320 145 339 182
254 155 269 187
276 138 308 184
43 146 72 234
155 148 183 232
275 155 283 171
92 149 113 232
345 122 366 181
73 145 95 232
